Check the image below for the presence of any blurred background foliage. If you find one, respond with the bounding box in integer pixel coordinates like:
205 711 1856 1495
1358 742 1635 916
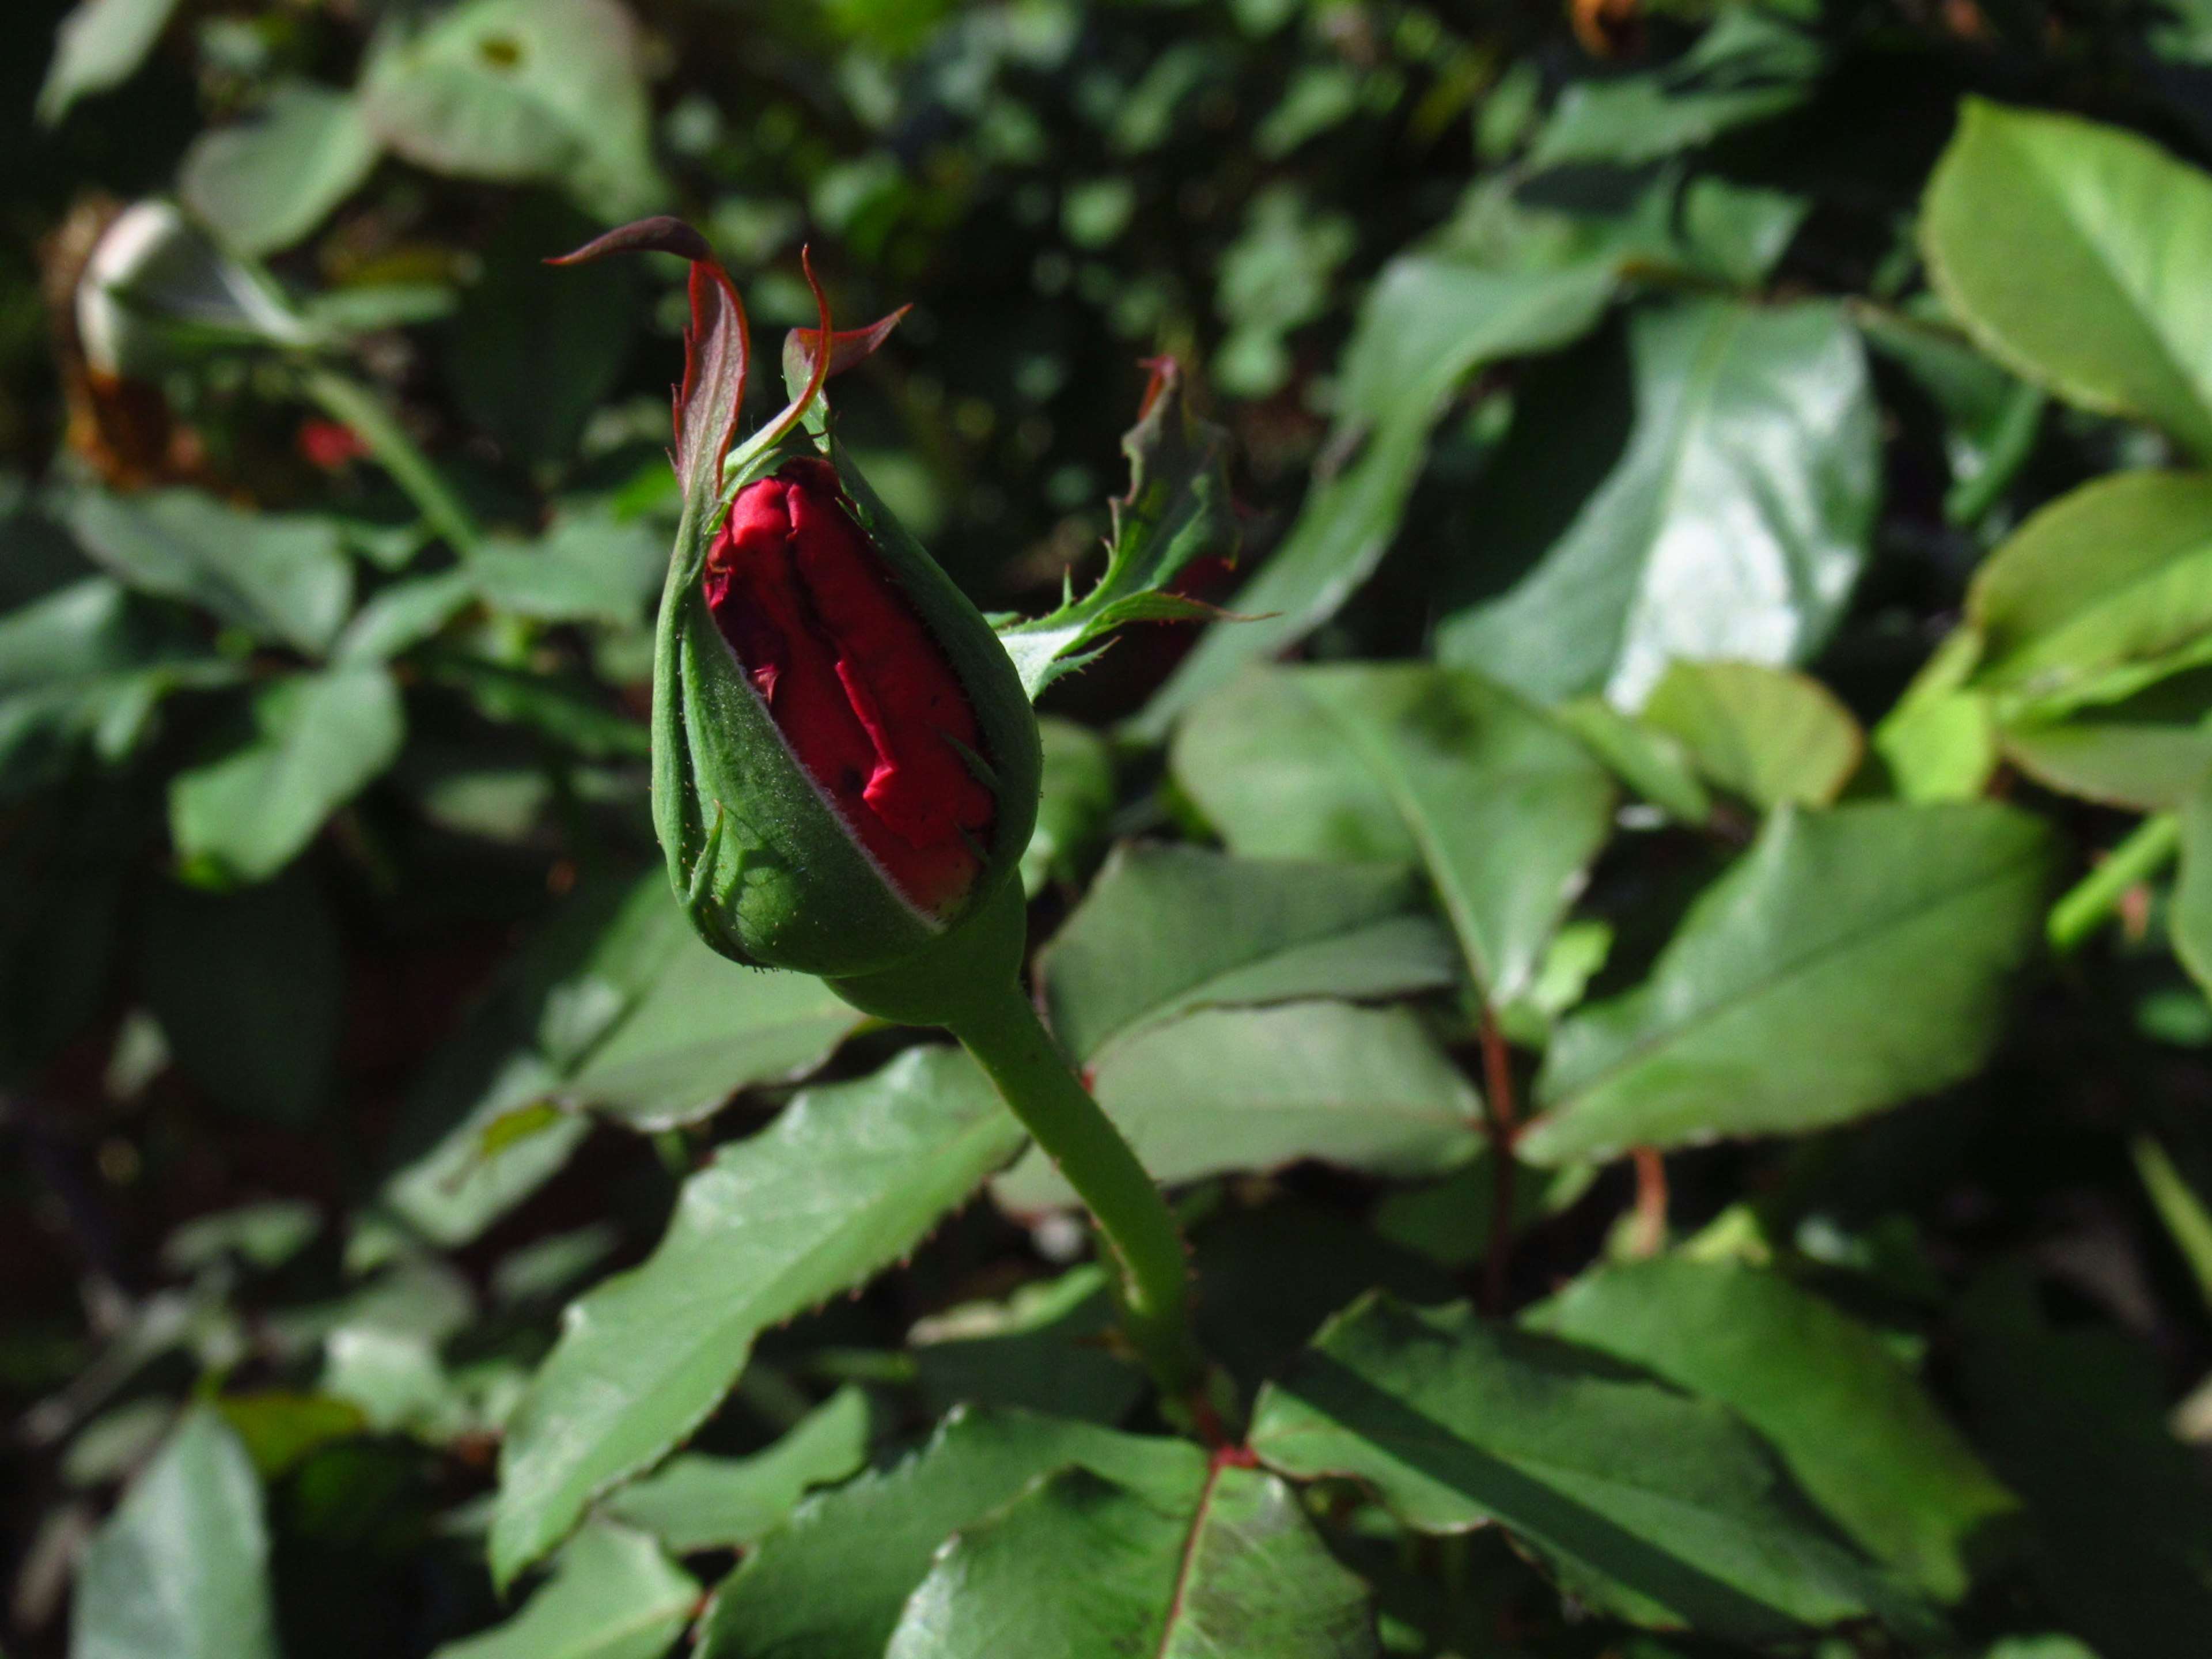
13 0 2212 1656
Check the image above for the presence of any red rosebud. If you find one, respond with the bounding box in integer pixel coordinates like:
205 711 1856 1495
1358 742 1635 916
703 457 995 914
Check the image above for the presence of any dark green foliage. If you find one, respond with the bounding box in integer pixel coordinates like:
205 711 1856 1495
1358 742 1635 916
9 3 2212 1657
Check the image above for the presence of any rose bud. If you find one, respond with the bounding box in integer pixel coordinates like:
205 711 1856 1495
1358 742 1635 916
552 218 1038 979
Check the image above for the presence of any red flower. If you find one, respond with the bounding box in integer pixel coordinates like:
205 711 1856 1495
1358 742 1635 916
704 458 995 915
298 418 367 470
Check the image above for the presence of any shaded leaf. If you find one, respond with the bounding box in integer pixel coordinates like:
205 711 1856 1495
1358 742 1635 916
431 1521 696 1659
1040 842 1453 1065
169 663 404 885
995 1001 1482 1210
605 1387 876 1552
1954 1268 2212 1659
1523 803 2054 1165
1438 299 1876 708
885 1461 1378 1659
1250 1294 1895 1641
1528 1256 2016 1600
69 1408 279 1659
490 1047 1027 1582
138 870 340 1127
910 1266 1145 1426
696 1406 1199 1659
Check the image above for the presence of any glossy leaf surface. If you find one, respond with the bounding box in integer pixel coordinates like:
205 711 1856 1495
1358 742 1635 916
490 1047 1027 1581
1524 803 2054 1164
1438 299 1876 707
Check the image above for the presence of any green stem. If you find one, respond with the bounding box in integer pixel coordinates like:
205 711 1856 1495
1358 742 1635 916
301 365 484 558
2048 812 2180 956
946 977 1202 1392
830 883 1203 1395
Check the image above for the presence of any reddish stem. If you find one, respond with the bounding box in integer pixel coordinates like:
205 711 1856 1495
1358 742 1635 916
1628 1146 1668 1258
1478 1010 1519 1315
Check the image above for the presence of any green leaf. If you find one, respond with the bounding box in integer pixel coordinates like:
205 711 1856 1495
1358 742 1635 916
556 954 862 1131
1923 100 2212 459
361 0 668 222
169 663 404 885
605 1387 875 1552
1249 1294 1895 1641
1966 471 2212 716
696 1406 1200 1659
994 1001 1483 1210
36 0 181 125
1528 1257 2016 1600
1172 665 1615 1005
884 1461 1379 1658
468 511 664 630
1523 802 2054 1165
0 578 229 797
1639 660 1863 810
1040 842 1454 1065
1526 11 1824 170
1020 717 1115 897
69 1408 279 1659
1551 697 1713 824
1439 298 1876 707
998 361 1238 699
490 1047 1028 1582
178 81 380 257
1138 256 1616 731
69 489 354 656
431 1521 697 1659
138 870 340 1127
2001 707 2212 811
